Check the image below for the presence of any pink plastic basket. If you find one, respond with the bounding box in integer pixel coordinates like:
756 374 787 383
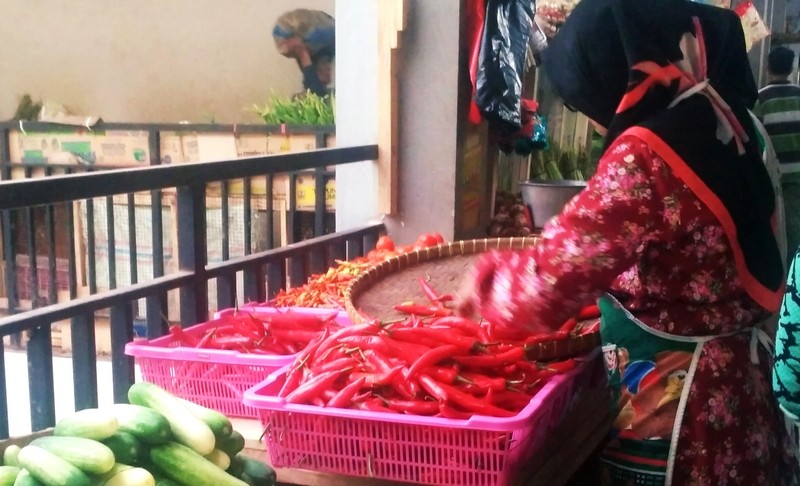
125 307 351 418
244 351 604 485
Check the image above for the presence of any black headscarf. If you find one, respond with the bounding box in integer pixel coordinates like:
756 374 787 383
541 0 784 311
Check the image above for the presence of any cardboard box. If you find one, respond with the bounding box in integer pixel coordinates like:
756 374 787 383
8 129 149 166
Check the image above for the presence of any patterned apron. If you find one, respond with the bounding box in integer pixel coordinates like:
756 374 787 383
597 295 775 485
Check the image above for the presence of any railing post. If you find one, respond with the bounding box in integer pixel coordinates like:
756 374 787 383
147 130 168 336
110 303 134 403
0 130 21 348
177 184 208 326
28 322 55 431
314 133 327 238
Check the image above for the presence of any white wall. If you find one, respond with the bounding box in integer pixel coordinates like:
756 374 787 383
334 0 382 230
334 0 463 242
0 0 333 123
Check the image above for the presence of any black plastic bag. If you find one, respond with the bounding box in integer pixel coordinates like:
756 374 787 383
474 0 536 133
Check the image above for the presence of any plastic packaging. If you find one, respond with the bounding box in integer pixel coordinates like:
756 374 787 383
475 0 537 132
735 2 770 52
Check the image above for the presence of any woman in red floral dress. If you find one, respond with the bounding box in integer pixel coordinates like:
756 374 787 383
458 0 798 484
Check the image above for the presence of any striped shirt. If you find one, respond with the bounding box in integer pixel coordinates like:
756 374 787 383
754 81 800 173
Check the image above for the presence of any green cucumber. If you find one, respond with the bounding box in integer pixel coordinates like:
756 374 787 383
239 473 255 486
91 464 132 485
109 404 171 444
153 477 181 486
54 409 119 441
176 399 232 441
128 383 215 456
17 445 90 486
225 456 244 478
102 468 154 486
149 442 247 486
216 431 245 458
3 446 20 467
101 432 144 467
12 469 42 486
30 437 115 475
203 449 230 471
240 457 276 486
0 466 19 486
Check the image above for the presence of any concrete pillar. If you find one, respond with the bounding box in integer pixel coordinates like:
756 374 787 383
335 0 464 244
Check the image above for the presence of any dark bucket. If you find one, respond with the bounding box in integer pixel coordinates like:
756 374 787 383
519 180 587 228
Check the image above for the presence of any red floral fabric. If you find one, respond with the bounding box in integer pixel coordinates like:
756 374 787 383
468 135 798 484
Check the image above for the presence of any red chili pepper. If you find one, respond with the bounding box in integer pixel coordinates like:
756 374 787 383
356 398 399 414
321 389 337 402
524 331 570 345
327 376 367 408
285 369 347 405
438 403 472 420
269 329 324 344
418 276 446 305
195 332 217 349
278 358 308 398
576 304 601 320
311 357 359 375
558 317 578 335
384 399 440 415
429 316 490 342
393 302 453 317
425 366 458 384
538 358 577 376
418 375 516 418
492 390 533 411
348 365 403 387
313 322 383 361
452 347 525 368
381 336 431 362
230 313 265 339
169 325 199 347
458 372 507 393
335 335 392 355
311 397 326 407
212 335 256 349
390 327 479 350
407 345 461 378
363 349 399 374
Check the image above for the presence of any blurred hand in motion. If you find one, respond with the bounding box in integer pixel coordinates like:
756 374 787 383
456 250 551 335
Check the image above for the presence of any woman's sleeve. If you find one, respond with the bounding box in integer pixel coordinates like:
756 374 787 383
468 137 668 332
302 65 329 97
774 249 800 420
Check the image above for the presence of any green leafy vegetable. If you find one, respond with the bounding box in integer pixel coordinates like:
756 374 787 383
253 91 335 126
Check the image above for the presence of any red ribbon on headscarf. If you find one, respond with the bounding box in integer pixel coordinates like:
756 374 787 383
615 17 749 155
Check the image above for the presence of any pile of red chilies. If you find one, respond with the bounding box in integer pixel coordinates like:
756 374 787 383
277 316 582 418
166 310 342 355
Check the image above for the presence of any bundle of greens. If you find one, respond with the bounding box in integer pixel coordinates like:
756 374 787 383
529 141 597 181
254 91 335 126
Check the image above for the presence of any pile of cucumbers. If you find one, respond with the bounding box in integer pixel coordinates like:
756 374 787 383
0 382 276 486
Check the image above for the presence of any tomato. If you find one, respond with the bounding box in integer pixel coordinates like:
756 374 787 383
431 233 445 244
415 233 440 248
375 235 395 252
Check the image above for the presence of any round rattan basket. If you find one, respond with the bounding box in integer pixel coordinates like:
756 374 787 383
344 237 601 361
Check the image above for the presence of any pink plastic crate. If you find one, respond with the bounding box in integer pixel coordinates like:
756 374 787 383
125 307 350 418
244 351 604 485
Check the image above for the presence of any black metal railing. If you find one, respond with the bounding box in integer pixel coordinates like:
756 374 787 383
0 143 383 438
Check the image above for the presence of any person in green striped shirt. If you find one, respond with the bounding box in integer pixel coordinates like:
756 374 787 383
754 46 800 263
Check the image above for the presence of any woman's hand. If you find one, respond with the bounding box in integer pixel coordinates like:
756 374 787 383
456 250 551 334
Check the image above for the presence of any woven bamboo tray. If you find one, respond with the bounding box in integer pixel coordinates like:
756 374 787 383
344 237 601 361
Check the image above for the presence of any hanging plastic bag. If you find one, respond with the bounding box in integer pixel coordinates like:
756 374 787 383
735 2 770 52
273 9 336 59
475 0 537 133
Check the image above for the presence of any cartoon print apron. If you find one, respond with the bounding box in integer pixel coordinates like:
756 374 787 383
597 295 774 486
